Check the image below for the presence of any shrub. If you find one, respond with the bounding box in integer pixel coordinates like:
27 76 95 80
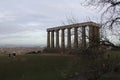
67 48 105 60
43 48 62 53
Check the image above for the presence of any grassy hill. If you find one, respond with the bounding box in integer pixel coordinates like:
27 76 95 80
0 54 76 80
0 51 120 80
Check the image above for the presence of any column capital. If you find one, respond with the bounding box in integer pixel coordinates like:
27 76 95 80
61 28 66 30
74 27 78 30
55 29 60 32
50 30 55 32
82 25 86 27
67 27 72 29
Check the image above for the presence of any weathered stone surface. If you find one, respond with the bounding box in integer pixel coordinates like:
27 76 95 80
47 21 100 49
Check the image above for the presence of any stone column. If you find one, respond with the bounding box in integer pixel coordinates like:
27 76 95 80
94 27 98 40
89 26 94 48
67 28 71 48
94 27 100 47
74 27 78 48
61 29 65 49
56 29 60 48
82 26 86 49
96 27 100 42
94 27 100 40
47 31 50 48
51 30 54 48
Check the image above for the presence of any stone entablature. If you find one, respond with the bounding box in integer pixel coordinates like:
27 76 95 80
47 22 100 31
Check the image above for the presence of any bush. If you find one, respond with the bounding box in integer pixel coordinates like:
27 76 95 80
80 48 105 59
43 48 62 53
67 48 105 60
26 50 42 54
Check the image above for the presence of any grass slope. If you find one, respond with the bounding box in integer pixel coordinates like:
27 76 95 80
0 50 120 80
0 55 75 80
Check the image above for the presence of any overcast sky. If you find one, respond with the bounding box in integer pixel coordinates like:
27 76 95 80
0 0 102 47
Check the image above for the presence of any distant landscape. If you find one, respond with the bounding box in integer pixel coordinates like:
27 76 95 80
0 46 44 55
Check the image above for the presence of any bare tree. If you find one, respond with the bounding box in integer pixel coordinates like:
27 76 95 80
83 0 120 46
85 0 120 29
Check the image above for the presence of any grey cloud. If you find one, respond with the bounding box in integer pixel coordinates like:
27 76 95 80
0 23 24 34
0 0 101 45
0 22 46 35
